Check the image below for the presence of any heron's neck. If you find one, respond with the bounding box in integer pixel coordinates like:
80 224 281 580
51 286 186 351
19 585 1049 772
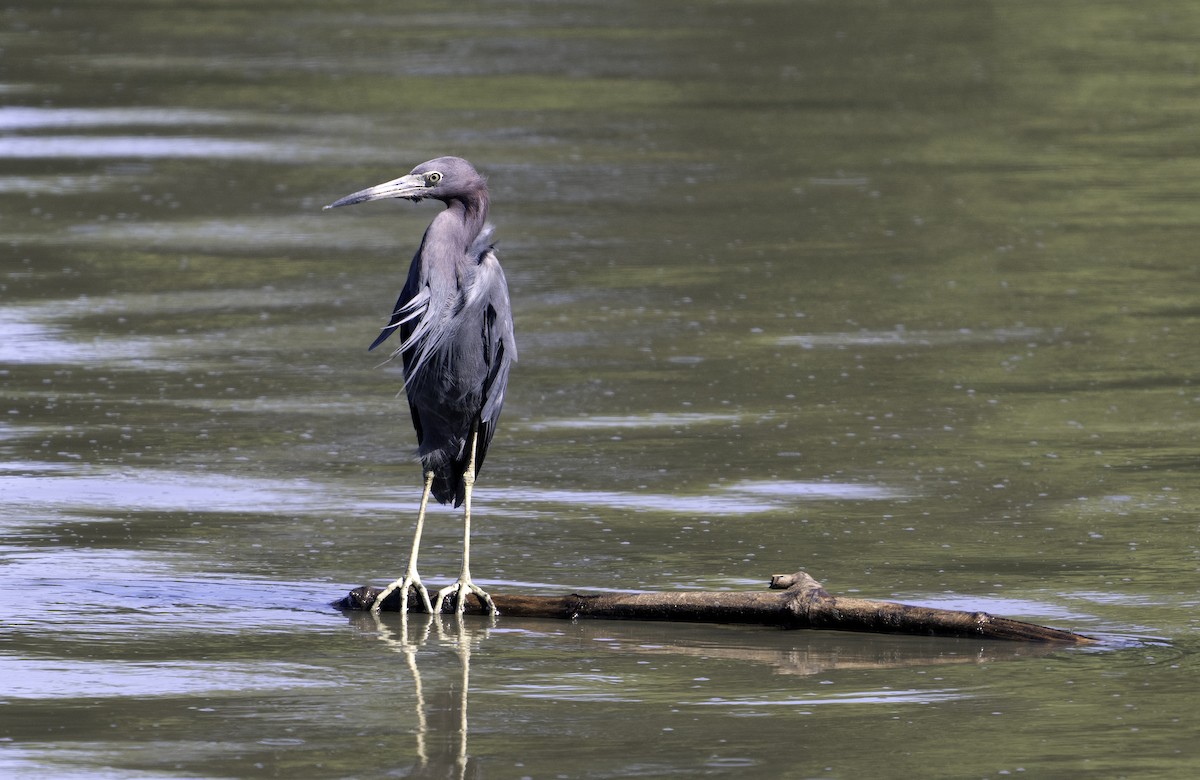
444 187 489 246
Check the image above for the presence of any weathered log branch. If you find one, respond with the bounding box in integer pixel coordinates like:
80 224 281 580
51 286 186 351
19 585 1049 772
334 570 1094 644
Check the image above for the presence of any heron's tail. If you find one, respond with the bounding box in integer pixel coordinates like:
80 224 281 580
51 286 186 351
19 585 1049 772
419 422 491 508
430 468 466 508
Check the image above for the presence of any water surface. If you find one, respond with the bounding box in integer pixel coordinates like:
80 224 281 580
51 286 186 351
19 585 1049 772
3 1 1199 777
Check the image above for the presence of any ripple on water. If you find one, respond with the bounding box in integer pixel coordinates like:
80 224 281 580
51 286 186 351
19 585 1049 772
0 106 267 130
0 470 338 516
0 135 329 161
524 412 743 430
726 479 903 501
0 657 337 699
694 687 967 709
0 465 903 521
776 326 1049 349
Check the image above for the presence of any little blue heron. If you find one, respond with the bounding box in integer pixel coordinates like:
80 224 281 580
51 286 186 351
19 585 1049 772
325 156 516 615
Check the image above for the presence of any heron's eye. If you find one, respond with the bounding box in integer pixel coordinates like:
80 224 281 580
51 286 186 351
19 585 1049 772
426 172 443 186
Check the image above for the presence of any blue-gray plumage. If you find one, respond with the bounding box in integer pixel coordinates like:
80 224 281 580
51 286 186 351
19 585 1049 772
325 156 515 615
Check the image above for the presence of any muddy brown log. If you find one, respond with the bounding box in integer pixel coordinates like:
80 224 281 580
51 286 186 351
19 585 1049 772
334 570 1094 644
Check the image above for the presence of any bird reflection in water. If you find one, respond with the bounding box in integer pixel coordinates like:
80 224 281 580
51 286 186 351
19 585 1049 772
367 611 492 779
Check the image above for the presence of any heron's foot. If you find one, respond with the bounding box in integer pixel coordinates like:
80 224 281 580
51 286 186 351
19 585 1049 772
434 577 498 616
372 572 435 614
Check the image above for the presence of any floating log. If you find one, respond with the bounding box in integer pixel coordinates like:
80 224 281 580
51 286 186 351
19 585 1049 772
334 570 1094 644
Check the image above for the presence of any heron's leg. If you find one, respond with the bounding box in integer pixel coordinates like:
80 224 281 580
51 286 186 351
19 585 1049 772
435 424 498 615
372 470 436 614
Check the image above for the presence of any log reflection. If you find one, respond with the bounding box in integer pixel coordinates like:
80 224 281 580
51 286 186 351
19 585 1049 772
346 605 1075 777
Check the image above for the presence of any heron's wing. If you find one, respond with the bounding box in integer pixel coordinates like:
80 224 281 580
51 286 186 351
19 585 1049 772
472 247 516 474
478 254 515 425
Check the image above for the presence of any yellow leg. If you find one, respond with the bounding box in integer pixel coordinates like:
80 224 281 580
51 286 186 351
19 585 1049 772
372 470 436 613
435 424 498 615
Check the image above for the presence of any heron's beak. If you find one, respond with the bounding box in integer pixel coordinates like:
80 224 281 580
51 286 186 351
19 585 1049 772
323 173 426 210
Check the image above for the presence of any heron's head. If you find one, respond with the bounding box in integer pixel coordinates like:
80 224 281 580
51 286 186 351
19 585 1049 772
323 156 485 210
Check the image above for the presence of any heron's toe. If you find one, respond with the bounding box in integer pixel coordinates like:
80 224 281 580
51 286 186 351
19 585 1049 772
434 579 498 615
